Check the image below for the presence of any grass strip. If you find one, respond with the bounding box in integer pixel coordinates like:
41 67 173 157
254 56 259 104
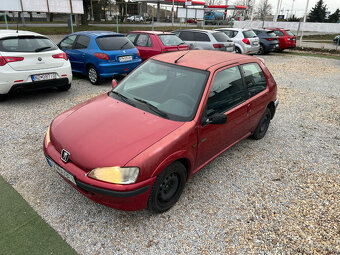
0 175 77 255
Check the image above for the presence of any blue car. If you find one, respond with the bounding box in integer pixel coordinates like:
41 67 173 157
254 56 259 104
58 31 142 84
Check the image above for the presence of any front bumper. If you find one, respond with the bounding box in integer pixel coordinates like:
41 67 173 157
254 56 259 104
44 143 155 211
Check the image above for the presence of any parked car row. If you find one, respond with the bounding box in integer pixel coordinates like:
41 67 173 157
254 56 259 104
0 27 295 101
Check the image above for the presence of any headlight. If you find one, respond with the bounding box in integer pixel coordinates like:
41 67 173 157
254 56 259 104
88 167 139 184
45 126 51 147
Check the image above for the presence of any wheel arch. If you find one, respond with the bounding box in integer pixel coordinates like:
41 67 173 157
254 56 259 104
267 101 276 119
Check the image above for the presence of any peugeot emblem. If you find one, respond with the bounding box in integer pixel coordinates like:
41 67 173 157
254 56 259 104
61 149 70 163
38 57 42 61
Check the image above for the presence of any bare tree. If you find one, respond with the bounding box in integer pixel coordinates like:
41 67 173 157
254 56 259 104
257 0 272 20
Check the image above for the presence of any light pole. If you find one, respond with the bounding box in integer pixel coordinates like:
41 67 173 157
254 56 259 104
299 0 310 46
172 0 174 26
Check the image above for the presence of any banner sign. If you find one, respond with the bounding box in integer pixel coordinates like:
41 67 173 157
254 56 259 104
0 0 84 14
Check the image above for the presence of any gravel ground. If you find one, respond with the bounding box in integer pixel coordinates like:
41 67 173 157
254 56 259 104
0 54 339 254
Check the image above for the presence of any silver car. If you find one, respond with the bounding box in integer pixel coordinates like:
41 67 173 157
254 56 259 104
173 29 235 52
215 28 260 54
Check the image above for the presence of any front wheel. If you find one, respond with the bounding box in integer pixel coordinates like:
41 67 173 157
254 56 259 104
250 108 271 140
235 47 242 54
88 66 102 85
147 161 187 213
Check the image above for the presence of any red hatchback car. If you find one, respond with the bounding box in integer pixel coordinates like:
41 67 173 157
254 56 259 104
266 28 296 51
126 31 189 61
44 50 278 213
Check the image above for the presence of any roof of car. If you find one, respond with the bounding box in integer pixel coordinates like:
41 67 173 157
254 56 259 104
128 31 175 35
173 29 219 33
72 31 124 37
152 50 255 71
252 28 272 32
216 28 250 31
0 29 44 38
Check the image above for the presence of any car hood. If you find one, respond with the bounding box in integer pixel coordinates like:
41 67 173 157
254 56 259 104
51 94 184 171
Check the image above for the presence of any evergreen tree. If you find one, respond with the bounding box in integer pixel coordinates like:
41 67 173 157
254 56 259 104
328 8 340 23
307 0 327 22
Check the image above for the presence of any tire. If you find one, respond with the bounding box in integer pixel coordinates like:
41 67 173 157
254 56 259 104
57 83 71 91
258 44 266 55
250 108 271 140
88 66 102 85
147 161 187 213
235 47 242 54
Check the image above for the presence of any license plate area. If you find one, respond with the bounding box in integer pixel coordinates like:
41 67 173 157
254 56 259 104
119 56 132 62
32 73 57 81
46 157 76 185
252 41 259 45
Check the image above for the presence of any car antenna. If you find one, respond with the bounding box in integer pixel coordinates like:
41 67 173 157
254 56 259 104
174 50 190 64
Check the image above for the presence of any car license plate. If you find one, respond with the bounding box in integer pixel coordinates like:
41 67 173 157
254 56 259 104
46 157 76 185
32 73 57 81
119 56 132 62
253 41 258 45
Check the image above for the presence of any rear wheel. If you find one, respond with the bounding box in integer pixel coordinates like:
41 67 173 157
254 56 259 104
258 44 265 55
88 66 102 85
0 94 6 102
147 161 187 213
250 108 271 140
235 47 242 54
57 83 71 91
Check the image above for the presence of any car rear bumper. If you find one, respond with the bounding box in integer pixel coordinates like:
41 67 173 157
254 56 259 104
243 44 260 54
97 59 142 78
0 64 72 94
44 143 155 211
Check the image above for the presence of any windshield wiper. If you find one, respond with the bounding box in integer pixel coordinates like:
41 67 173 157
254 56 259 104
111 91 135 106
177 42 185 46
35 46 52 52
120 41 129 49
134 97 168 118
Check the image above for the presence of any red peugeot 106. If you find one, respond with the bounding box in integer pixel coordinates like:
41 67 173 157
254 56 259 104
44 50 278 213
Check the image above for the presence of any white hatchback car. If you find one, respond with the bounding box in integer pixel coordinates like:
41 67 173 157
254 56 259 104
0 30 72 101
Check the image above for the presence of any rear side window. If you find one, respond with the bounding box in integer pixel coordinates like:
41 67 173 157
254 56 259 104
242 63 267 97
74 35 91 49
179 31 194 41
207 66 246 115
158 34 184 46
96 36 134 51
243 30 257 38
222 30 237 38
127 33 138 44
194 32 210 42
273 30 285 36
0 36 57 52
135 34 152 47
285 30 295 36
212 32 229 42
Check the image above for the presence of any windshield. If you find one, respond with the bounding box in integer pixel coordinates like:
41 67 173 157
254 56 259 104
110 60 209 121
158 34 185 46
95 36 134 51
0 36 57 52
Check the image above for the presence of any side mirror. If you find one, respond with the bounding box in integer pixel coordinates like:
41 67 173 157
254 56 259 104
112 79 118 89
206 113 227 125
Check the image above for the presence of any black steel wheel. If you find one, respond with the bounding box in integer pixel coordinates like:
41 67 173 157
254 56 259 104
147 161 187 213
250 108 271 140
235 47 242 54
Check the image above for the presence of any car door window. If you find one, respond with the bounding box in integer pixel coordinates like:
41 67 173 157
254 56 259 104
179 31 194 41
74 35 91 49
135 34 152 47
59 35 77 50
241 63 267 97
194 32 210 42
207 66 246 116
127 33 138 44
273 30 285 36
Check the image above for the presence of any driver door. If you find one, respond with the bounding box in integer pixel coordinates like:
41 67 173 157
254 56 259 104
195 65 249 168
